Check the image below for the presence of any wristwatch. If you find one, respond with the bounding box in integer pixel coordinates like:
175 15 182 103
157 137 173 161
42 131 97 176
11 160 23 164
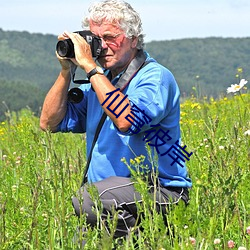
87 66 104 80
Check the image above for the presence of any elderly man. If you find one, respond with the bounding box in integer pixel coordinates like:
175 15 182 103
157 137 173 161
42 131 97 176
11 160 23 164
40 0 192 241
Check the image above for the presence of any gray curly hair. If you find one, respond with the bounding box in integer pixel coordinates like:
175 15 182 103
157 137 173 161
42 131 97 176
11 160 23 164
82 0 145 49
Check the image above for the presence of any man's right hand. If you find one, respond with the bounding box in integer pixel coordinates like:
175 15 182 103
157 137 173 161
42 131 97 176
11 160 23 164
56 33 79 71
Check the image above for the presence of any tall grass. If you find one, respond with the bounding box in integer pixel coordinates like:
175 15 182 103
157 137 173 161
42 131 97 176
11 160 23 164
0 93 249 249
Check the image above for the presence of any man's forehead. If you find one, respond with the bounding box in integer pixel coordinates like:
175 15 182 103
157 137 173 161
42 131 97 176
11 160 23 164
89 19 121 31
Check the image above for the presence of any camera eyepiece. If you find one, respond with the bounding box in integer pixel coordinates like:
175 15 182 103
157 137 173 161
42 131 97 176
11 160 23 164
56 30 102 58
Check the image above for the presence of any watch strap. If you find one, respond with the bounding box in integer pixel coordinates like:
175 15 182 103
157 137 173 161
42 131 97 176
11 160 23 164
87 67 104 80
87 68 97 79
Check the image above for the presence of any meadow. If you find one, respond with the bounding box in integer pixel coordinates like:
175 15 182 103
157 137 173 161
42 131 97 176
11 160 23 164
0 88 249 249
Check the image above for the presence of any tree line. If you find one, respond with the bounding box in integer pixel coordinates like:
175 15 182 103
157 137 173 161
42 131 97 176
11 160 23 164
0 28 249 121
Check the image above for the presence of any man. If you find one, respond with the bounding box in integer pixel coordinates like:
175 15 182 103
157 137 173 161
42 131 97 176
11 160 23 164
40 0 192 241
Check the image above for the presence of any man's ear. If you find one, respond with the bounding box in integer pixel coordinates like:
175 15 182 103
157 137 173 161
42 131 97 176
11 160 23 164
131 36 139 48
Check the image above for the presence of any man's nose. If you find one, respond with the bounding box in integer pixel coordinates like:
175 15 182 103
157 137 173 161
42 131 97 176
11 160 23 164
101 38 108 49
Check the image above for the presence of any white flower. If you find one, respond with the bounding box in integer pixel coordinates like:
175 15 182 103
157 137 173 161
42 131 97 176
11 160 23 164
214 238 221 244
20 207 25 214
244 130 250 136
238 247 246 250
218 145 224 150
189 237 196 245
12 185 18 192
227 79 248 93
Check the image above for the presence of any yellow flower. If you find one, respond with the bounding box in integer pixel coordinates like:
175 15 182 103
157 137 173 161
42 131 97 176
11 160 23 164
135 157 141 164
237 67 243 73
191 103 201 109
130 159 135 165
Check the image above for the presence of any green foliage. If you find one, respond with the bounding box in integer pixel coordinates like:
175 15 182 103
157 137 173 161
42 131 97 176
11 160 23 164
0 29 61 121
0 93 249 249
145 37 250 98
0 79 46 121
0 29 60 88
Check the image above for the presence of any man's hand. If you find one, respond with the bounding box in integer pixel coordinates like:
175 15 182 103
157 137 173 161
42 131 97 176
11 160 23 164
62 31 96 73
56 33 79 71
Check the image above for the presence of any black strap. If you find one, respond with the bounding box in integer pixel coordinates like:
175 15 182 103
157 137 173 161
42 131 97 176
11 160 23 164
115 50 147 91
81 112 107 186
81 50 149 185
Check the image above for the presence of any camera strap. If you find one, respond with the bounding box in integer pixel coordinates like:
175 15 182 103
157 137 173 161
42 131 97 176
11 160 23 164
81 50 149 186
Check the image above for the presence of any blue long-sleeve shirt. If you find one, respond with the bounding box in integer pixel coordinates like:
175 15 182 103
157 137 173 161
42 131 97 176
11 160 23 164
58 52 192 188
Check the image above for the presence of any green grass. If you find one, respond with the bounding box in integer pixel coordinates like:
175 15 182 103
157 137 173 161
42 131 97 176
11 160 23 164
0 93 249 249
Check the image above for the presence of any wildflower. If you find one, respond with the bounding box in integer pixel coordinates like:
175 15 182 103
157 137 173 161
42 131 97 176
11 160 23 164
227 79 248 93
196 180 202 185
42 213 48 221
244 130 250 136
246 226 250 235
191 103 201 109
180 111 187 116
130 159 135 165
20 207 25 214
228 240 235 248
189 237 196 246
135 157 141 164
219 145 224 150
237 67 243 73
214 238 221 244
238 247 246 250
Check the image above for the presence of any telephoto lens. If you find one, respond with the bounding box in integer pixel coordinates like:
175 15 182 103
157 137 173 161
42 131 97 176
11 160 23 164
56 39 75 58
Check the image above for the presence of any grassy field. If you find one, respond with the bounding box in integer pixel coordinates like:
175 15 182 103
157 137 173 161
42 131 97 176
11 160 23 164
0 91 249 249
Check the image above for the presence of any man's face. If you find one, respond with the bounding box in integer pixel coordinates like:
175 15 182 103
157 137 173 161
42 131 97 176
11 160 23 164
89 20 138 73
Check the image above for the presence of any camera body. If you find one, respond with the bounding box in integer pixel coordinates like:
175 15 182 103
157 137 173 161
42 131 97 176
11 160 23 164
56 30 102 58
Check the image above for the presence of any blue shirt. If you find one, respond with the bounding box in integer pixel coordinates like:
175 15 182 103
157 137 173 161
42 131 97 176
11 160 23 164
58 52 192 188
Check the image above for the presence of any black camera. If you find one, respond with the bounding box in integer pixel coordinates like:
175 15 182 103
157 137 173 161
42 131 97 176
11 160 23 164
56 30 102 58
